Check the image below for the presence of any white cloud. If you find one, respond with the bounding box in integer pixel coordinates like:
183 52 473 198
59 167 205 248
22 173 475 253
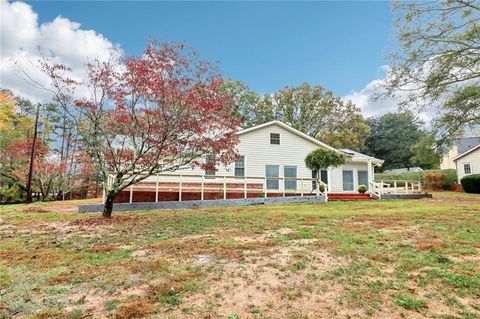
0 0 122 102
344 66 437 124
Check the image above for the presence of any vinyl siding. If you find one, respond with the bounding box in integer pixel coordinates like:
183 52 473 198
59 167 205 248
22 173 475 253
329 163 370 193
456 148 480 181
158 123 372 192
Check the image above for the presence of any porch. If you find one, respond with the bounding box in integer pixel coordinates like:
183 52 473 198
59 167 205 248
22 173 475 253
107 173 329 204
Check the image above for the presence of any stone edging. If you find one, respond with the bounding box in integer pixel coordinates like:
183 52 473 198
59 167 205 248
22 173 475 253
78 195 326 213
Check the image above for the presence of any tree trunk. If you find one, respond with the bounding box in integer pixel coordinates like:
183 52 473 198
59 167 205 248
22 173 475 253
103 193 116 218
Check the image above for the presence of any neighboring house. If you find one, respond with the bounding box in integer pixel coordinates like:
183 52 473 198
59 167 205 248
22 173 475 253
119 121 384 200
383 167 423 174
441 137 480 170
452 144 480 182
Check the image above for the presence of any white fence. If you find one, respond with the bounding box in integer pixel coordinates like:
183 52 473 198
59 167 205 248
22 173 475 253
104 173 329 203
370 180 422 199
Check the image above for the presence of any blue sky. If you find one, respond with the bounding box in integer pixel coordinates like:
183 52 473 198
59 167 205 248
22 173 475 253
27 1 394 97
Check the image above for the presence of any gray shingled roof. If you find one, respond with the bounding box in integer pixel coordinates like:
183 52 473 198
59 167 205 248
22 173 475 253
455 137 480 154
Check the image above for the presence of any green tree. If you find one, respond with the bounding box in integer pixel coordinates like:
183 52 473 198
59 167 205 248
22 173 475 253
411 134 442 169
386 0 480 141
305 148 346 172
305 148 346 179
434 86 480 140
363 112 425 170
228 82 370 150
223 80 260 127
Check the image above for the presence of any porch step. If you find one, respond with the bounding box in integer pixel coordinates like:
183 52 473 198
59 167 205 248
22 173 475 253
328 193 373 201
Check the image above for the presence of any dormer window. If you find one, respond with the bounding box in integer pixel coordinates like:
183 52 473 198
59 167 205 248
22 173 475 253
270 133 280 145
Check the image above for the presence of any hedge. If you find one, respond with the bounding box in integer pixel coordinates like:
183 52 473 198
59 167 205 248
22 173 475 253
375 169 457 187
460 174 480 194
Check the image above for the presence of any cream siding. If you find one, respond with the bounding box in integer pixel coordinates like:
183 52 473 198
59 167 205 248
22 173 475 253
329 163 370 193
441 145 458 170
455 148 480 182
159 123 374 193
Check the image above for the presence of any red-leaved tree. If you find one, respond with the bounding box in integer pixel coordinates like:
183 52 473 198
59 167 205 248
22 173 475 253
41 41 240 217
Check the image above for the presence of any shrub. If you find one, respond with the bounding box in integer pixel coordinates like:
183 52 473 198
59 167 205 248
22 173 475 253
460 174 480 194
319 183 326 193
423 172 446 191
358 184 367 193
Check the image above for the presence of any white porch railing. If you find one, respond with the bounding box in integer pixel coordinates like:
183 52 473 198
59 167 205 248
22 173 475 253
104 173 329 203
369 180 422 199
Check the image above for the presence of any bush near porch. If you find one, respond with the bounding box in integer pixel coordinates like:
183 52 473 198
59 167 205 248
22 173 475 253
375 169 457 190
460 174 480 194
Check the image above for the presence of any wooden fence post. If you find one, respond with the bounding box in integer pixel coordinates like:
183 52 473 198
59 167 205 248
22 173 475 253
244 176 247 199
155 174 159 203
264 176 267 198
179 175 182 202
223 176 227 200
129 185 133 203
300 177 304 197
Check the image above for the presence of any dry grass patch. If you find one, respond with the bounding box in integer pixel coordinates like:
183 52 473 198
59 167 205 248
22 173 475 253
1 193 479 318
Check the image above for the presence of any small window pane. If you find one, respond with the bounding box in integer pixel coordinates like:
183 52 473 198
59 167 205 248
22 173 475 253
464 163 472 175
270 133 280 145
235 156 245 177
343 170 354 191
266 165 279 189
205 155 216 176
284 166 297 190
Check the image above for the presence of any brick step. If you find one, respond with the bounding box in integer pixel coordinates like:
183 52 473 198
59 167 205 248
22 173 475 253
328 193 373 201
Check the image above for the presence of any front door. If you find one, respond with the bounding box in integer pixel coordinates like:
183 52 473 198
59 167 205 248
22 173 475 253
358 170 368 190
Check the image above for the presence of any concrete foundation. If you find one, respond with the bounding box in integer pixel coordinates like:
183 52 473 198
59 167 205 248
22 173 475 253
78 195 326 213
382 193 433 200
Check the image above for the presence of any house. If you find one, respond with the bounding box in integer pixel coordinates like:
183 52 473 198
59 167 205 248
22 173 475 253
383 167 423 174
114 121 384 203
441 137 480 170
452 143 480 182
232 121 384 193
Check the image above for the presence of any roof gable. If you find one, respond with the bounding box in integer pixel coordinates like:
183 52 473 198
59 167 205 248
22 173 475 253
237 121 341 153
453 144 480 161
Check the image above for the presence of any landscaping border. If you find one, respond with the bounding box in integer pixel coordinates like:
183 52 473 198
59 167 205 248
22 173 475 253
382 193 433 200
78 195 326 213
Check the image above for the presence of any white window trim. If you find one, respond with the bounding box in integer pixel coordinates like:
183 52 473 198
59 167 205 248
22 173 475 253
463 162 472 175
233 155 246 178
270 132 280 145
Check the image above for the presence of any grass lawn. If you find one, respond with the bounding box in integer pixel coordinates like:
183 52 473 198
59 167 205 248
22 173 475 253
1 193 479 319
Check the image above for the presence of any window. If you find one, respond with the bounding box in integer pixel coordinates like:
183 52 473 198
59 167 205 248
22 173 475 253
464 163 472 175
235 156 245 177
342 170 354 191
266 165 279 190
205 155 216 177
270 133 280 145
284 166 297 190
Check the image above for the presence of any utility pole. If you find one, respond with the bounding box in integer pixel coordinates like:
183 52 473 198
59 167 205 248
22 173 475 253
26 103 41 204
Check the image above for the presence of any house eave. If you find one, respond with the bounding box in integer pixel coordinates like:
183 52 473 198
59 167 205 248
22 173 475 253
452 144 480 161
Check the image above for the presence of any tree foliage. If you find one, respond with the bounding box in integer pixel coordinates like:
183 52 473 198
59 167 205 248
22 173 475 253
304 148 346 172
40 41 240 217
410 134 442 169
226 81 370 150
386 0 480 140
363 112 426 170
